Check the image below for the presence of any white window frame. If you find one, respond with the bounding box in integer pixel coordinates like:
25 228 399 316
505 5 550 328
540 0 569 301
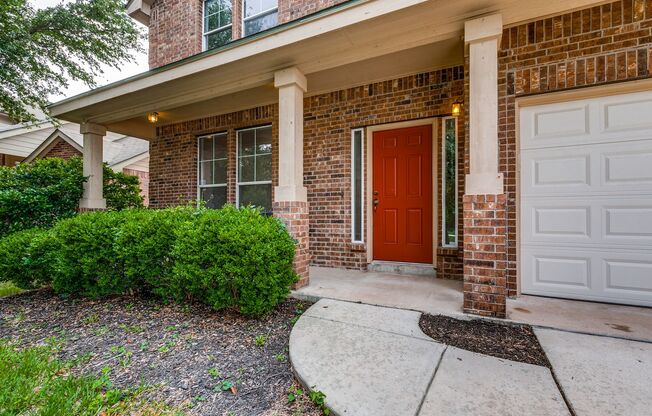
235 125 273 209
197 131 229 207
441 116 458 247
351 128 365 243
203 0 233 51
241 0 278 37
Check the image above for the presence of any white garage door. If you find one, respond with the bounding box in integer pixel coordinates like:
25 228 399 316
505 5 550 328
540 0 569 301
520 89 652 307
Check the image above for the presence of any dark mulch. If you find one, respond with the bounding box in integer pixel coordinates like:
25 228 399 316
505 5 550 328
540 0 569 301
419 314 550 368
0 290 320 416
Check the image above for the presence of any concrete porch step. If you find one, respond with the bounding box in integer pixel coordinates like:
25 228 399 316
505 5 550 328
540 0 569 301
368 260 436 277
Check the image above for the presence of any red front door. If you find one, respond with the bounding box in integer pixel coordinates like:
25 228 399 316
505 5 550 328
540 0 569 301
373 126 433 263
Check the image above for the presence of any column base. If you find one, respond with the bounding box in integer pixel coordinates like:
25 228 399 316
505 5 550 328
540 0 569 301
79 198 106 211
462 194 507 318
273 200 310 289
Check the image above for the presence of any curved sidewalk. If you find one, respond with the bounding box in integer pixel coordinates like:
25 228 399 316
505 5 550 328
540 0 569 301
290 298 569 416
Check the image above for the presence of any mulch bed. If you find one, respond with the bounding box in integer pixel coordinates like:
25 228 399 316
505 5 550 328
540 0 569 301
0 289 320 416
419 314 550 368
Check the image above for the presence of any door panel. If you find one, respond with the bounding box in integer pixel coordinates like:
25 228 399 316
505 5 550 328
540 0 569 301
373 125 432 263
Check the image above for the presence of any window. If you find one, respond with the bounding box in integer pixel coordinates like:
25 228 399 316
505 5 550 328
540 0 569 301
242 0 278 36
204 0 232 50
442 117 458 246
198 132 228 209
237 125 272 212
351 129 364 243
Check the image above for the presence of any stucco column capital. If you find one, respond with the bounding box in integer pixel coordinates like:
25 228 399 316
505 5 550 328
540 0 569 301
464 13 503 44
274 67 308 93
80 122 107 137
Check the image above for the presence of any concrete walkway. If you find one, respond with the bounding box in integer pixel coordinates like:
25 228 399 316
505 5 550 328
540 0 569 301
295 267 652 342
290 298 652 416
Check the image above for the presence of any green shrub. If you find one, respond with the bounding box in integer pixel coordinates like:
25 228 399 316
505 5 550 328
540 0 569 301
172 206 298 316
0 228 57 289
51 211 127 298
0 157 144 237
0 205 297 316
115 206 198 294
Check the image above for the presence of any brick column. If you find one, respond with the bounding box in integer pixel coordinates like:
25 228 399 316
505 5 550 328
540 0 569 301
274 67 310 287
273 201 310 288
463 14 506 317
463 194 506 318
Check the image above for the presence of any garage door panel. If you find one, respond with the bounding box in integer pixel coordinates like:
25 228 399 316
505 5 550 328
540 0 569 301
521 247 652 306
523 197 652 247
520 89 652 307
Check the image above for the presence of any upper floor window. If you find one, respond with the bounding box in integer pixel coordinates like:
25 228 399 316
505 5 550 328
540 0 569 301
243 0 278 36
204 0 232 50
198 132 228 209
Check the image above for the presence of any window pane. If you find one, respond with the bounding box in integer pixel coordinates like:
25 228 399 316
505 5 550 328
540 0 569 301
238 156 255 182
214 159 227 184
256 126 272 154
243 11 278 36
255 154 271 181
213 134 227 159
199 161 213 185
443 118 457 246
201 186 227 209
352 130 363 242
238 130 256 156
206 28 231 49
239 184 272 212
199 136 213 161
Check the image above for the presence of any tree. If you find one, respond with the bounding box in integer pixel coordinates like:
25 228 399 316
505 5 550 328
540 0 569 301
0 0 143 124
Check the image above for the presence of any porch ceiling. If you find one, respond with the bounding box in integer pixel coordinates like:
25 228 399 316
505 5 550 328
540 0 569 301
49 0 600 139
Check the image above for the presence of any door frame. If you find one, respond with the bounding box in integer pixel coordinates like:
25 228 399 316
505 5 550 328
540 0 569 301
365 118 440 267
515 77 652 297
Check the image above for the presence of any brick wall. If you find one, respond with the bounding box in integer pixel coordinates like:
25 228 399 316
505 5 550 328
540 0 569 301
148 0 203 69
278 0 349 23
462 194 507 317
43 138 81 159
498 0 652 296
147 0 351 69
149 67 466 274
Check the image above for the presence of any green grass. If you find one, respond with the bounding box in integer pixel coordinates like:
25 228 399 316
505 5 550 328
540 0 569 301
0 282 23 297
0 341 183 415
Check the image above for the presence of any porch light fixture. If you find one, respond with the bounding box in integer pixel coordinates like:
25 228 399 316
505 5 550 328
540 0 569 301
147 112 159 124
451 101 463 117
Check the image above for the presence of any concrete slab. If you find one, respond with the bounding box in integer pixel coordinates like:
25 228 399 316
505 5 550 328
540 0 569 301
509 295 652 343
294 266 464 317
420 347 569 416
304 297 431 340
291 300 444 416
535 328 652 416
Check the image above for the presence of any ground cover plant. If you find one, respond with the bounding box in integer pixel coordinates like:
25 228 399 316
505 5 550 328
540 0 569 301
0 291 321 415
0 205 298 316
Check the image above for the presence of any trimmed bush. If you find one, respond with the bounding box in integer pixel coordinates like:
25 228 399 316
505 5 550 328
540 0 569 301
172 206 298 315
51 211 127 298
0 206 298 316
0 228 57 289
0 157 144 237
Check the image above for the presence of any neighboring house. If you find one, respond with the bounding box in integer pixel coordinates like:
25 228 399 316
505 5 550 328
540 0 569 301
50 0 652 317
0 121 150 205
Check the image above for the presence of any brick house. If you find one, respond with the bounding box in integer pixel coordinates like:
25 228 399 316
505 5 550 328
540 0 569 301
0 122 150 205
50 0 652 317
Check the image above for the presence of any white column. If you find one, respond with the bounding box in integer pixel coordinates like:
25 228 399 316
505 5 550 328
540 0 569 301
465 14 504 195
274 67 308 202
79 122 107 209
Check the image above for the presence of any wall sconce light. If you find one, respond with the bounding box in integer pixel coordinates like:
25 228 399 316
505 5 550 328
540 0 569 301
451 101 463 117
147 112 159 124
